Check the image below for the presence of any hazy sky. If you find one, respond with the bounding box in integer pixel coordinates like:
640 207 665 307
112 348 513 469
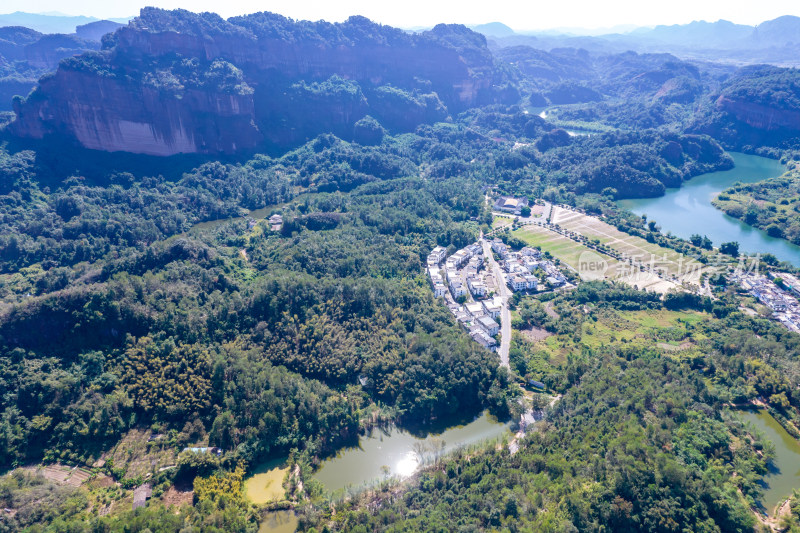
6 0 800 31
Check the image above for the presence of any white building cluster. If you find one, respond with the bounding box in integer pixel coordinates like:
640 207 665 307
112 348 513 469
492 238 565 291
427 243 502 351
735 271 800 332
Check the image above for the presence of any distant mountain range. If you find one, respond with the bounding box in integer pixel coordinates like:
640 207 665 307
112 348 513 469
0 16 128 112
473 16 800 66
0 11 131 34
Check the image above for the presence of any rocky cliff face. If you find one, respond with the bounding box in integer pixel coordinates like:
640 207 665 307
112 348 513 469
9 9 507 155
688 65 800 148
14 69 260 155
716 96 800 131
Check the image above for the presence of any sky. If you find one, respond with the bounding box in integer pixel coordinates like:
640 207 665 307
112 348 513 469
5 0 800 31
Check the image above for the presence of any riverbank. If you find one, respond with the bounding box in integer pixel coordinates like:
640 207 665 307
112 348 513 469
619 152 798 265
734 404 800 521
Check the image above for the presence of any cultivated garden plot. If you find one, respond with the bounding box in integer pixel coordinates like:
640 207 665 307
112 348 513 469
550 206 707 289
513 224 680 293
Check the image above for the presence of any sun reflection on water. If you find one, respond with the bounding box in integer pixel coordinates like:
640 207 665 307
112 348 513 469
394 452 419 478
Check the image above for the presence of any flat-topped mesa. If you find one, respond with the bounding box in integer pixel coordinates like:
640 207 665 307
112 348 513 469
9 8 505 156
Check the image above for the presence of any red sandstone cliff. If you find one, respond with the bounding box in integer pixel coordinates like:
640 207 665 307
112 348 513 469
9 9 503 155
716 95 800 131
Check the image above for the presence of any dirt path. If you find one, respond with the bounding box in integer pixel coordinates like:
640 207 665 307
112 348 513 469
293 464 304 499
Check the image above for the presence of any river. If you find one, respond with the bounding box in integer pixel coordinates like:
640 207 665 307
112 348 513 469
312 411 510 495
737 408 800 513
618 153 800 265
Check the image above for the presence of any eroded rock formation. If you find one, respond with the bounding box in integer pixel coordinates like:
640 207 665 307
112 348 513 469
10 8 508 155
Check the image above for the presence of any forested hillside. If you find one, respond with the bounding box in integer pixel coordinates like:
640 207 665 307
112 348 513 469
303 285 800 531
3 7 800 533
712 165 800 244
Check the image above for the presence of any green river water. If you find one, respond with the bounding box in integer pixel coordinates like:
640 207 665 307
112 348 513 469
737 408 800 513
618 153 800 265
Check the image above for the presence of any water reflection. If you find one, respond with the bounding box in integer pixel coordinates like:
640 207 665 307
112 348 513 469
312 411 510 493
737 408 800 513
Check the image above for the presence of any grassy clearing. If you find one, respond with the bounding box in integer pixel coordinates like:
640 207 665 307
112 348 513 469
583 309 706 345
492 215 514 230
513 225 620 275
104 430 178 481
521 308 708 367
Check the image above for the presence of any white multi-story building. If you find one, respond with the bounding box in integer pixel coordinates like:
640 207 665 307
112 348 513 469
520 247 541 258
483 297 502 319
465 302 485 318
427 246 447 266
470 327 497 351
433 283 448 298
450 279 467 298
510 275 527 291
468 278 488 297
522 257 540 272
491 239 508 258
477 316 500 336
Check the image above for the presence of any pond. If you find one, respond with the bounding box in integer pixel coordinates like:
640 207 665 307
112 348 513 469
618 152 800 265
244 457 289 504
257 510 298 533
312 411 511 495
737 408 800 513
189 204 283 233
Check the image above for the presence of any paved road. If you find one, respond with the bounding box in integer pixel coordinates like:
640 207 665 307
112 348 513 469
481 237 511 368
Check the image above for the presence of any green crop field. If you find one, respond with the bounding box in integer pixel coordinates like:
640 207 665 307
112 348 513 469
513 225 620 275
549 207 706 284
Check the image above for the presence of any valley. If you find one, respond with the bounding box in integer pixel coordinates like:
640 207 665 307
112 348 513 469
2 5 800 533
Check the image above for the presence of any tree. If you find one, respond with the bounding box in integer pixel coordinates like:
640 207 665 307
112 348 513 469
209 411 236 450
720 241 739 257
766 224 784 238
520 206 532 217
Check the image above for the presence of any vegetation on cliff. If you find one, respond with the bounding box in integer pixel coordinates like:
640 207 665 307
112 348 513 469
4 8 800 532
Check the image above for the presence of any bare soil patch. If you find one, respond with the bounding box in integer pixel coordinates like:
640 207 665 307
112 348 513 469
162 486 194 508
519 327 552 342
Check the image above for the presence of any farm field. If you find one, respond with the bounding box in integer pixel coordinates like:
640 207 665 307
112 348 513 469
548 207 706 291
512 223 679 293
513 225 617 273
